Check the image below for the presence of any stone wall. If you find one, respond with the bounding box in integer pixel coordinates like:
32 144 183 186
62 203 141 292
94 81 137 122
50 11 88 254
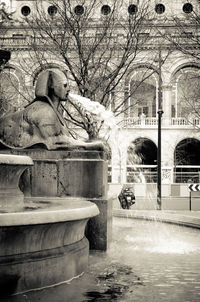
1 148 112 250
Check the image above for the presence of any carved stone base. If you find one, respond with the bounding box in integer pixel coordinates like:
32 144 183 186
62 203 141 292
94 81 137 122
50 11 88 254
0 149 111 251
0 228 88 295
0 154 33 211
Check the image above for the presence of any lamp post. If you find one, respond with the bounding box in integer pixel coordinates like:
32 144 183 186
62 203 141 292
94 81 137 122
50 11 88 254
157 48 163 210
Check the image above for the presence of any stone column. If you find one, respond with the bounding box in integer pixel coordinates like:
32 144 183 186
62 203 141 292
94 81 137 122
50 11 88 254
162 84 172 126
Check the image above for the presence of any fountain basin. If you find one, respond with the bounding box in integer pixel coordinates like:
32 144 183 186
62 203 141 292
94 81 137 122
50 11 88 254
0 197 99 296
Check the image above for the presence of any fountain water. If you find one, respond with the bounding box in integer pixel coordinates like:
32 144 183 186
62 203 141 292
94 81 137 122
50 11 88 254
3 216 200 301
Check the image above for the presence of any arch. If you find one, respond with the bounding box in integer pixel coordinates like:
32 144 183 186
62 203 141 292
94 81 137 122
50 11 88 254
169 59 200 82
174 138 200 183
175 138 200 166
124 65 159 118
125 63 159 84
171 64 200 118
126 137 157 183
0 65 24 116
127 137 157 165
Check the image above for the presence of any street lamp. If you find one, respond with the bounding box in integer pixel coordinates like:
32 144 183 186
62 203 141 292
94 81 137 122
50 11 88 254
157 48 163 210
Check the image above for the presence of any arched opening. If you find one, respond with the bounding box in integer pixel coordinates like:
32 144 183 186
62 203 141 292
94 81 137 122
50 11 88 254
125 67 158 120
127 138 157 183
171 66 200 122
0 67 22 117
174 138 200 183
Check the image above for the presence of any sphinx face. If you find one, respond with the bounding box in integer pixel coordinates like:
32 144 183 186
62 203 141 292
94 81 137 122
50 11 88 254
35 70 69 102
53 79 69 101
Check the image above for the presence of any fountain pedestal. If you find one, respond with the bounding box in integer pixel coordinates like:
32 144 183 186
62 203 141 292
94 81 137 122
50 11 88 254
2 148 112 251
0 197 99 295
0 154 33 211
0 154 100 295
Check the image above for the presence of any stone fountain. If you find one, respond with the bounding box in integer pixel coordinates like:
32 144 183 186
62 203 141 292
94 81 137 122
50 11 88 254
0 69 112 296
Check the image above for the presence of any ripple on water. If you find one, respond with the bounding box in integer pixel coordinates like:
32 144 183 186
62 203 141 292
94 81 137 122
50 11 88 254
4 217 200 302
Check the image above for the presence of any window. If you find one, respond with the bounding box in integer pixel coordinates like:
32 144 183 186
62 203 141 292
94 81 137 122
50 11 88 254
21 6 31 16
155 3 165 14
74 5 84 15
0 69 21 116
127 69 157 118
128 4 138 15
101 5 111 15
183 3 193 13
172 67 200 118
48 6 57 17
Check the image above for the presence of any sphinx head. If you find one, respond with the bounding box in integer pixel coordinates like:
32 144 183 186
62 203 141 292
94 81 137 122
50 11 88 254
35 70 69 102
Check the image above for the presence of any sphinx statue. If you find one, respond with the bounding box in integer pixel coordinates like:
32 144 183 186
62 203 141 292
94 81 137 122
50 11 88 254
0 70 105 151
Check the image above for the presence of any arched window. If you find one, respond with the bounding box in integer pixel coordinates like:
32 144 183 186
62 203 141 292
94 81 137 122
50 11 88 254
172 66 200 118
0 68 21 116
126 68 158 118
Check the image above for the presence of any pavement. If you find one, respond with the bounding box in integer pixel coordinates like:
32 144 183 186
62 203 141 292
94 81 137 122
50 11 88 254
113 209 200 229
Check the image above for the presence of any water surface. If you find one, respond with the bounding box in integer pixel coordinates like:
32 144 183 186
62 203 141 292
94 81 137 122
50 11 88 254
4 217 200 302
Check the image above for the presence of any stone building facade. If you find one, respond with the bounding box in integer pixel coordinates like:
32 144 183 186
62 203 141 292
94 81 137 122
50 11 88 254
1 0 200 209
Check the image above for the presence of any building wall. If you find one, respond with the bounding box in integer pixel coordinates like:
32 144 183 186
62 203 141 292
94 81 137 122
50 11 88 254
1 0 200 203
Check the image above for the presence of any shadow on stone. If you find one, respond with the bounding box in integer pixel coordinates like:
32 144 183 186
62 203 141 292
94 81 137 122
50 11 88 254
0 274 20 297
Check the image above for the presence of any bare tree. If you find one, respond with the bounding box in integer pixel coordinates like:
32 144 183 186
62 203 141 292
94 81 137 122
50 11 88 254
165 7 200 61
158 6 200 127
11 0 161 139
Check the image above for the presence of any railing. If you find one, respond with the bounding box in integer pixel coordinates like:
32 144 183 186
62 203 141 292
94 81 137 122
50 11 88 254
170 118 200 127
171 117 188 126
124 117 158 128
174 165 200 183
126 165 157 183
125 165 200 184
124 117 200 128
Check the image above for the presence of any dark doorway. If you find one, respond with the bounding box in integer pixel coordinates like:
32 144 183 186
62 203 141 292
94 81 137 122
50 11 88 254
127 138 157 183
127 137 157 165
174 138 200 183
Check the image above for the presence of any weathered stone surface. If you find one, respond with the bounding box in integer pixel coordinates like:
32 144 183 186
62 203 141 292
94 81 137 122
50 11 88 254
0 149 111 251
86 199 113 251
0 152 100 295
0 226 89 294
0 149 108 198
0 154 33 211
0 196 99 295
